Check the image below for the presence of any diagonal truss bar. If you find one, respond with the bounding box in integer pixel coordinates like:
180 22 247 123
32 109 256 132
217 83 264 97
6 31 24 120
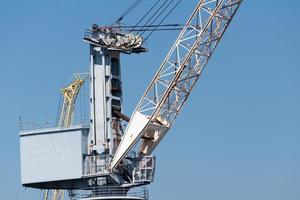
111 0 243 170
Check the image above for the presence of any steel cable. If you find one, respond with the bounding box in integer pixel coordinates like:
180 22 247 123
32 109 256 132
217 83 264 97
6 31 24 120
129 0 162 33
112 0 144 25
143 0 182 42
139 0 179 36
135 0 171 35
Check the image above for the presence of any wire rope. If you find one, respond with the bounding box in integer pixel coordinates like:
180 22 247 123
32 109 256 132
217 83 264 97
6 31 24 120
139 0 176 36
135 0 171 35
129 0 161 33
112 0 144 25
143 0 182 42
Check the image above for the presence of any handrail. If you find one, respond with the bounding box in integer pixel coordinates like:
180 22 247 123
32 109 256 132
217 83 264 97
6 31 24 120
19 115 90 131
69 186 148 200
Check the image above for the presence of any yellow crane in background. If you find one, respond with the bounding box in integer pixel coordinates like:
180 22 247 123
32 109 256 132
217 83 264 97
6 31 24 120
44 190 64 200
43 73 89 200
59 73 89 128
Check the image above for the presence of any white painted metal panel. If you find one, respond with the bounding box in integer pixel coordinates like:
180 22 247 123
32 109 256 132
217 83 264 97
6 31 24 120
20 126 89 185
93 48 107 152
110 112 149 168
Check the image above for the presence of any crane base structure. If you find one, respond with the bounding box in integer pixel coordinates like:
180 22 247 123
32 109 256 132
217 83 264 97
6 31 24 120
19 45 154 199
19 1 242 200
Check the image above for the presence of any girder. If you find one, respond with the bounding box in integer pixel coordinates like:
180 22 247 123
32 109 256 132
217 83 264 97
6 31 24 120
111 0 242 170
111 0 242 169
43 73 88 200
44 190 64 200
59 79 84 128
59 73 89 128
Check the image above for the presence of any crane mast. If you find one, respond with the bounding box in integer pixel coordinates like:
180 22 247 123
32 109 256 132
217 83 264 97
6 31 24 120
44 74 88 200
44 190 64 200
111 0 243 169
19 1 243 200
59 74 88 128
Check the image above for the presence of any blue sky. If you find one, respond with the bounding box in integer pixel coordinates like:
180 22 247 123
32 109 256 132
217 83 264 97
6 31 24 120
0 0 299 199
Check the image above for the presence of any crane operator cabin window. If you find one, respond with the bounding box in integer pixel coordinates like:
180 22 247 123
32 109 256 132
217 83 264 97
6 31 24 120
111 58 120 77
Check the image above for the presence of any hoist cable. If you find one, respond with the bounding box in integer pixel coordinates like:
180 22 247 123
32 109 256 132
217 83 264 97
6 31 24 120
143 0 182 42
129 0 162 33
118 24 183 29
139 0 176 36
112 0 144 25
116 0 143 24
135 0 170 35
141 0 181 38
131 27 185 32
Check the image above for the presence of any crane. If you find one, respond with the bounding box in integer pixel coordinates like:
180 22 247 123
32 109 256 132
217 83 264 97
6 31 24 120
19 1 243 200
111 0 243 170
43 73 89 200
59 73 89 128
43 190 64 200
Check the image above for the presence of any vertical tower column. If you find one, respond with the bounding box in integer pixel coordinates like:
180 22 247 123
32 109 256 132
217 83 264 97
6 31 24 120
89 46 123 157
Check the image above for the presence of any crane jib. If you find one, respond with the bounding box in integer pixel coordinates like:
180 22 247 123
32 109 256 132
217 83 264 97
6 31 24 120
111 0 243 170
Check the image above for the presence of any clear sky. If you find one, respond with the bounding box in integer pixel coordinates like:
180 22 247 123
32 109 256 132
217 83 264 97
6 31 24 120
0 0 299 199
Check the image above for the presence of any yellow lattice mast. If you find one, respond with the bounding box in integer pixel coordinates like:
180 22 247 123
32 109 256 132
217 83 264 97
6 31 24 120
59 76 85 128
44 190 64 200
44 73 89 200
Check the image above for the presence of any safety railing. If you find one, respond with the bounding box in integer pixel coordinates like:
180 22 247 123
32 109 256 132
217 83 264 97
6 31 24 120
69 186 148 200
19 115 89 131
83 29 94 41
133 156 155 184
83 154 111 176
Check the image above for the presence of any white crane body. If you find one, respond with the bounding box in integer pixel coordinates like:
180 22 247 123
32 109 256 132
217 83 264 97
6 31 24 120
111 0 242 169
19 1 243 199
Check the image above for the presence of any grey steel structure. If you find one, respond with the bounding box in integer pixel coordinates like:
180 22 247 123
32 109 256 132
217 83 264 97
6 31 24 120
19 1 242 200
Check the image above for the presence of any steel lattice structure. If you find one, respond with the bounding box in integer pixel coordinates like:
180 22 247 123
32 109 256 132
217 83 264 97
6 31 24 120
111 0 242 169
44 190 65 200
59 74 89 128
19 1 243 199
45 73 88 200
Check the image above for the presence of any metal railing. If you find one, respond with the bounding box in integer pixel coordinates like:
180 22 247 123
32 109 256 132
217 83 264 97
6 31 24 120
83 29 94 42
133 156 155 184
19 115 89 131
69 186 148 200
83 154 111 176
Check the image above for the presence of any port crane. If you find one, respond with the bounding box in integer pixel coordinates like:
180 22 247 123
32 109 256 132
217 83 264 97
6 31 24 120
111 0 243 169
19 1 243 200
43 74 89 200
